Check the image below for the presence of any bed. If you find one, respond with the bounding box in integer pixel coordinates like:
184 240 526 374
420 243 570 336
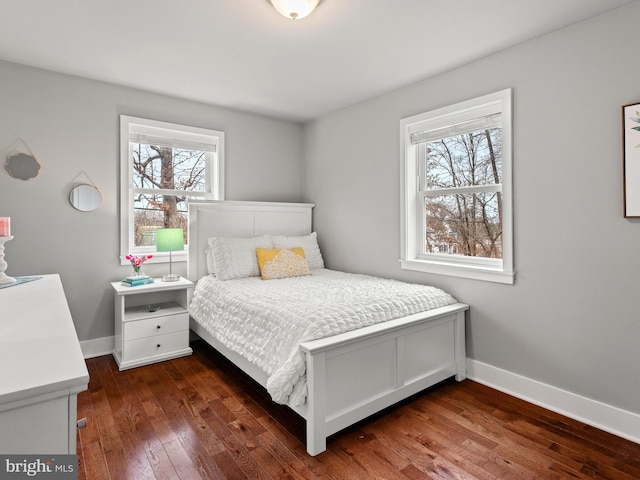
187 200 469 456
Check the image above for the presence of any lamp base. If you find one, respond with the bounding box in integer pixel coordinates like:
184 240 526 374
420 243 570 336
162 273 180 282
0 274 16 285
0 236 16 285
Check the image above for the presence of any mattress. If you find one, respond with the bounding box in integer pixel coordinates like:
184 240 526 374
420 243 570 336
189 269 457 407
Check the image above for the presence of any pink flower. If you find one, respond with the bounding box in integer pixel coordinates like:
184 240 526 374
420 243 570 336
126 254 153 272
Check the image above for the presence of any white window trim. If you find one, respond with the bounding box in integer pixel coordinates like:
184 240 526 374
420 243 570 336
119 115 225 265
400 89 514 284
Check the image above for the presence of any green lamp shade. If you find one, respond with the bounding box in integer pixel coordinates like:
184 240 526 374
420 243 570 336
156 228 184 252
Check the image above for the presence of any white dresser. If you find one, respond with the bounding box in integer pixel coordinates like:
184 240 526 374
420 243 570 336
0 274 89 454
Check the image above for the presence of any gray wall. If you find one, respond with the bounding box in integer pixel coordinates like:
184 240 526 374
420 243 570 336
302 2 640 415
0 61 303 342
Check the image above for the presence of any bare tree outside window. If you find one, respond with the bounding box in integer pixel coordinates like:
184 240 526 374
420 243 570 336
132 143 208 246
423 127 502 259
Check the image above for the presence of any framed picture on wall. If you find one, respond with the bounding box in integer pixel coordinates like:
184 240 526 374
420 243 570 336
623 101 640 217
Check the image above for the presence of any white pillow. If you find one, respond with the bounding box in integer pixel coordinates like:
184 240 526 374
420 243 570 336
271 232 324 269
205 246 216 275
208 235 273 280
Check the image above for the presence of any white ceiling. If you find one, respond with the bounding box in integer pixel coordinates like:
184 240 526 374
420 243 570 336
0 0 636 122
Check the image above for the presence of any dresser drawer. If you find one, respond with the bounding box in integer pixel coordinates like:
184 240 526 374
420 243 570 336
123 330 189 362
124 313 188 341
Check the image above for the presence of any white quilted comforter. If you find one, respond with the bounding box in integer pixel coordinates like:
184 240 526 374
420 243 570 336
189 269 457 407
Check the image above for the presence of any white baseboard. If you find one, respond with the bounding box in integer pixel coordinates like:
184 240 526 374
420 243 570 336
80 336 114 359
467 359 640 445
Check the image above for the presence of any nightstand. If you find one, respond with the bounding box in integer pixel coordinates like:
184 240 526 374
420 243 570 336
111 277 194 370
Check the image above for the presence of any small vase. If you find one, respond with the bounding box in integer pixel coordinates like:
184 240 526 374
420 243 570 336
131 266 145 278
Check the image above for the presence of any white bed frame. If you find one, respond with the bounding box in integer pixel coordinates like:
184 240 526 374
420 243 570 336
188 200 469 456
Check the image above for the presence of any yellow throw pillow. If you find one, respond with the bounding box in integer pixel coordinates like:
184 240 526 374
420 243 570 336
256 247 311 280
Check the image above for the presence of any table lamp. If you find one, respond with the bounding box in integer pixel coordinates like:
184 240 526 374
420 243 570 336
156 227 184 282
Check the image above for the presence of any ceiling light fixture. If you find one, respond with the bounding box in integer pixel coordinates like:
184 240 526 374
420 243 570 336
269 0 320 20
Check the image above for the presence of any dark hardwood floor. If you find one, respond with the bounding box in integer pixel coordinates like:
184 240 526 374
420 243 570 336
77 341 640 479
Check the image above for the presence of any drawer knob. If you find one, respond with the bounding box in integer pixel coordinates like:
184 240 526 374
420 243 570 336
156 344 161 349
156 325 161 330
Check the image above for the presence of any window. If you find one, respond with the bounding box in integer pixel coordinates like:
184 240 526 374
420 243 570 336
120 115 224 264
400 89 514 284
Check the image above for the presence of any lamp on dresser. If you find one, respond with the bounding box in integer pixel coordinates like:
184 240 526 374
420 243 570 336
156 227 184 282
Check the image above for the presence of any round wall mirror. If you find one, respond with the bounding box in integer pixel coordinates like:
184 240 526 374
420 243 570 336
69 184 102 212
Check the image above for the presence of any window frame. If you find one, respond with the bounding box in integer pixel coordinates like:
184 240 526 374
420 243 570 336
119 115 225 265
400 89 514 284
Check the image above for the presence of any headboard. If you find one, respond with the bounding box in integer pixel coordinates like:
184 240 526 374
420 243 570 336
187 200 315 281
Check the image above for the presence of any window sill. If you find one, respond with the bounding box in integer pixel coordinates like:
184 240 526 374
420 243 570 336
400 258 514 284
119 251 187 266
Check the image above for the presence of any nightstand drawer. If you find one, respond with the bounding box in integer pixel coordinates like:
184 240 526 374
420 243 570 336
123 331 188 362
124 313 188 341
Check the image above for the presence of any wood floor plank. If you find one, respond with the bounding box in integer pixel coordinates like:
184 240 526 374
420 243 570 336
90 383 124 454
141 399 181 445
77 342 640 480
79 438 111 480
422 386 588 475
215 431 271 480
144 441 181 480
117 387 180 479
162 438 208 480
253 430 322 480
334 435 412 480
374 411 498 479
248 444 299 480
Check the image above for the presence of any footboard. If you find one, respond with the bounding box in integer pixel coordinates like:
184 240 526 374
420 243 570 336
298 303 468 456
